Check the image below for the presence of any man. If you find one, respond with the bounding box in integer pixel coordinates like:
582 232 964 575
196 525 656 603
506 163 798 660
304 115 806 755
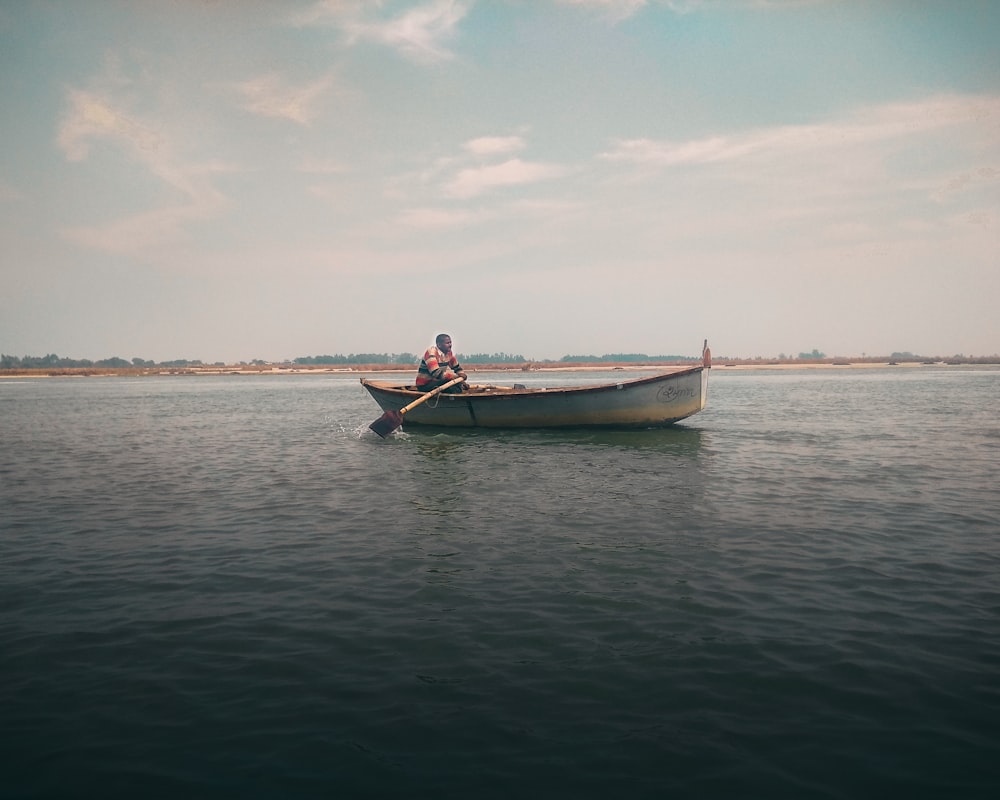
416 333 467 392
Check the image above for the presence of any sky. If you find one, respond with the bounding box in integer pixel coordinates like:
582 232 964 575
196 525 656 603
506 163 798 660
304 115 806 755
1 0 998 363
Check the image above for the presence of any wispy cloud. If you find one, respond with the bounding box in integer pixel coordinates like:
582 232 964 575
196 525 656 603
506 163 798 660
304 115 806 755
56 88 230 255
297 0 469 63
61 198 222 254
600 95 1000 168
444 158 569 199
57 89 164 163
931 166 1000 203
398 206 488 229
230 73 334 125
59 153 231 255
584 93 1000 264
464 136 526 156
392 135 571 226
554 0 826 19
554 0 650 21
296 156 349 175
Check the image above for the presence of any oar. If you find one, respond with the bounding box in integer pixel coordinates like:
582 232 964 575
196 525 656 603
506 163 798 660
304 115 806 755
369 376 466 438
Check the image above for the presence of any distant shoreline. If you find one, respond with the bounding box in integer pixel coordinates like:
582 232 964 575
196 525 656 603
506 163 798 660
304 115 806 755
2 358 997 379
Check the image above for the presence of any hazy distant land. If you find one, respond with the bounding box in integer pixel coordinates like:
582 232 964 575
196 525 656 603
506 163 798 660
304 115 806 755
2 352 998 378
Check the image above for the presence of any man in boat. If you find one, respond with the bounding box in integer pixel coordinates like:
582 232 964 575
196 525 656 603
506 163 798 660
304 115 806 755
416 333 467 392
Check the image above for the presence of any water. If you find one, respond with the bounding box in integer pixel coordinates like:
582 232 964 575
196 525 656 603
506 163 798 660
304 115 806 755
2 367 999 799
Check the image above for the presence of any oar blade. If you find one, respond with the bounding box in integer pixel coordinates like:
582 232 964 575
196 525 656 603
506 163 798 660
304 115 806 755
369 409 403 438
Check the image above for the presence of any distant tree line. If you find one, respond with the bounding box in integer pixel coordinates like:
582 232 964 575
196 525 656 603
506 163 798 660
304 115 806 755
293 353 417 365
1 353 205 369
464 353 527 364
293 352 529 365
559 353 697 363
9 350 989 371
0 351 716 369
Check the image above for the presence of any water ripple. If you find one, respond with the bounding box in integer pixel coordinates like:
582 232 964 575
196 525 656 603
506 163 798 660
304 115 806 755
2 371 1000 797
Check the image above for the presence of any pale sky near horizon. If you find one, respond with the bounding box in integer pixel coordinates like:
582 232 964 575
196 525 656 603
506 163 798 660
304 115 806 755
1 0 998 363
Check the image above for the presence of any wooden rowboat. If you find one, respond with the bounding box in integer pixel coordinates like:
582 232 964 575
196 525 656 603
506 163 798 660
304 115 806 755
360 343 711 431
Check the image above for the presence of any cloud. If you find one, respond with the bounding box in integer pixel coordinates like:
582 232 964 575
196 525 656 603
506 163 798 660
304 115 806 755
554 0 650 20
578 93 1000 275
386 133 568 205
57 89 164 162
394 136 578 228
398 206 487 229
553 0 827 19
296 156 349 175
291 0 368 27
297 0 469 63
231 73 334 124
600 94 1000 168
59 156 230 255
56 88 230 256
397 194 585 232
57 88 235 199
463 136 527 156
61 200 219 254
931 166 1000 203
444 158 569 199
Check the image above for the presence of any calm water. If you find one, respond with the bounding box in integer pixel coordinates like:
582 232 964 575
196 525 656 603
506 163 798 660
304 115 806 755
2 367 999 799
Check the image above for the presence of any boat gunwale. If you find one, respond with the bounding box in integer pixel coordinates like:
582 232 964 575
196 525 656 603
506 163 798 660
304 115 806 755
359 364 704 399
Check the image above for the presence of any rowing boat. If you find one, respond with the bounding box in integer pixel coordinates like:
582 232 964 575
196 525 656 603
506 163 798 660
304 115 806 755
360 342 711 431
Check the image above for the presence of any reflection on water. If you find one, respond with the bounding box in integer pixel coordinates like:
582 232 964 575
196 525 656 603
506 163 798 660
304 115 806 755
400 423 705 455
398 423 710 535
533 424 706 454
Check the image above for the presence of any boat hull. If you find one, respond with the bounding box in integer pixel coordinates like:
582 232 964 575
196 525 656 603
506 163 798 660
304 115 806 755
360 366 709 430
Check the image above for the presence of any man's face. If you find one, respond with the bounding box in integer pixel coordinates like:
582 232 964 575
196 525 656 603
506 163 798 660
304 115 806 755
439 337 453 353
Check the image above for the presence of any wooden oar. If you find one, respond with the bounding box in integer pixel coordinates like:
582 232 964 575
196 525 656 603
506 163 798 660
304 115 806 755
368 376 466 438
